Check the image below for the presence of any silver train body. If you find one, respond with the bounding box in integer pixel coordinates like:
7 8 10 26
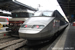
19 17 67 40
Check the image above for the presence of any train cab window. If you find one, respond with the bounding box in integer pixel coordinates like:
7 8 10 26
42 11 53 16
34 11 54 16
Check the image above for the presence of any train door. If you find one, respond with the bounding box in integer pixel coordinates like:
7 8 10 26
53 20 56 32
53 19 60 32
55 20 60 29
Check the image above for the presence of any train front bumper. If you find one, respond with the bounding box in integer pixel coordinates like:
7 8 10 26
19 32 42 40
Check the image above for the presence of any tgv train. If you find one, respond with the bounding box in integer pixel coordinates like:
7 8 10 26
19 10 68 41
6 11 34 37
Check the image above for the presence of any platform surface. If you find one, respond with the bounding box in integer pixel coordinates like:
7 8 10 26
47 25 75 50
0 27 8 33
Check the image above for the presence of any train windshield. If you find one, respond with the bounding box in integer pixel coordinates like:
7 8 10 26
42 11 53 16
34 11 53 16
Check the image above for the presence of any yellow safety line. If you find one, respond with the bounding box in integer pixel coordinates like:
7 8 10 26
0 23 3 30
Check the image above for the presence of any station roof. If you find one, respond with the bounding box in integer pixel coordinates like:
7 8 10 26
0 0 37 11
57 0 75 22
0 12 11 16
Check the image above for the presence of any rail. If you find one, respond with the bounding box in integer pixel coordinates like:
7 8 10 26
0 38 27 50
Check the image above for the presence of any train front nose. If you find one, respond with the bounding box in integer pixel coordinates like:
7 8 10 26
19 29 41 40
19 24 45 40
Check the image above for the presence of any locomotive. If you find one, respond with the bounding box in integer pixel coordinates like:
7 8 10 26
19 10 68 41
6 11 34 37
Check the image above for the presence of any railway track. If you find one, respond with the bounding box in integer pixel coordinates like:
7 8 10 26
0 37 27 50
0 37 18 43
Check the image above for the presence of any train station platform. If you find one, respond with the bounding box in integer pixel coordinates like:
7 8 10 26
0 27 8 32
47 25 75 50
0 27 9 39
